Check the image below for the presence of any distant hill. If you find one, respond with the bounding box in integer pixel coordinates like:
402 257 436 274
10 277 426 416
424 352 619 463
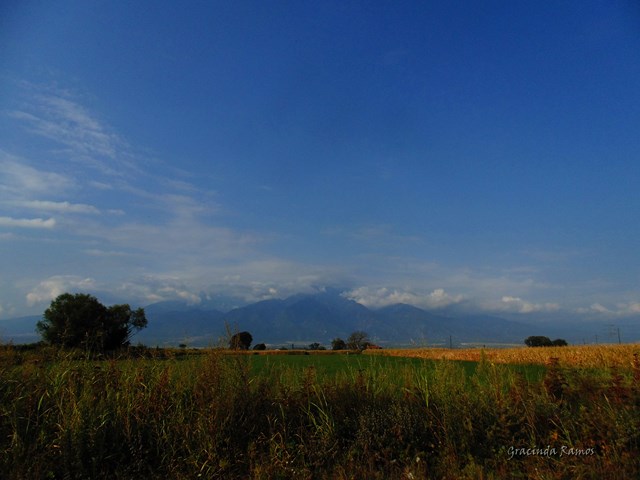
3 290 629 347
135 305 226 347
0 315 41 344
222 291 376 344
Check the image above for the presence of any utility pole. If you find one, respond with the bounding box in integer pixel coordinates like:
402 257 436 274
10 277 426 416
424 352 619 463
607 324 622 344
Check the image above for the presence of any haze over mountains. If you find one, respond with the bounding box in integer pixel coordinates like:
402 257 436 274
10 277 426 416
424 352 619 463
3 289 634 348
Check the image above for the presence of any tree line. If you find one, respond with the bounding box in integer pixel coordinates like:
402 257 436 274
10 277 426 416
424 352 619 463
229 330 377 351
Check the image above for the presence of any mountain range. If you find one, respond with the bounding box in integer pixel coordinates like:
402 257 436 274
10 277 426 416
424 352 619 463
1 290 631 347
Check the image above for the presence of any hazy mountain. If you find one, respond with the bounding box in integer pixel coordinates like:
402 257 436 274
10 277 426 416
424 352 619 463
373 303 454 343
4 290 630 347
0 315 41 344
223 291 376 344
136 302 226 347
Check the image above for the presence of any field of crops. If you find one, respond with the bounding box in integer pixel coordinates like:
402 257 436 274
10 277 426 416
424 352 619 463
377 343 640 368
0 345 638 479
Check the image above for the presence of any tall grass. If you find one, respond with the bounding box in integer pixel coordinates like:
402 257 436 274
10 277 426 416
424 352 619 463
0 345 638 479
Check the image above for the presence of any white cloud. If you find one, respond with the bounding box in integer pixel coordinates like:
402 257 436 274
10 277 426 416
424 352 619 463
89 181 114 190
0 151 74 196
0 216 56 229
83 249 131 257
427 288 465 308
576 301 640 317
497 296 560 314
9 85 141 178
10 95 119 161
12 200 100 214
26 276 96 306
626 302 640 314
588 303 611 314
344 286 464 309
116 276 202 305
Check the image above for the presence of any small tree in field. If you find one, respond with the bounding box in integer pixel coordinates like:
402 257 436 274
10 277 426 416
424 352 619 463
331 338 346 350
229 331 253 350
525 336 553 347
347 331 370 351
36 293 147 351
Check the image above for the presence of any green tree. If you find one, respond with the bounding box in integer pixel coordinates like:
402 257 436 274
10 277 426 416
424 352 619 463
229 331 253 350
524 336 553 347
551 338 568 346
331 337 346 350
36 293 147 351
347 331 370 351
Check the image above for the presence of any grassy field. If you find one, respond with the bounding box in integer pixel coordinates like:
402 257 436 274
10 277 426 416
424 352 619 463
376 343 640 368
247 352 547 384
0 344 638 479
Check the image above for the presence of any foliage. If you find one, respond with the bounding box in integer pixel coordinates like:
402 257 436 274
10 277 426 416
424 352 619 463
347 330 370 350
253 343 266 350
525 335 553 347
36 293 147 351
0 347 638 478
525 336 569 347
331 337 346 350
229 331 253 350
308 342 325 350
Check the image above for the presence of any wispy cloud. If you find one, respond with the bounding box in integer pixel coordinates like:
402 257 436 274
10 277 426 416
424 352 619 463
11 104 115 159
26 275 96 306
0 216 56 229
575 301 640 317
323 223 422 246
83 249 132 257
494 296 560 314
116 275 202 305
10 200 100 214
9 90 127 175
0 151 74 196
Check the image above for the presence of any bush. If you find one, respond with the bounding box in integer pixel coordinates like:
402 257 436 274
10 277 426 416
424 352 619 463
229 331 253 350
36 293 147 351
524 336 553 347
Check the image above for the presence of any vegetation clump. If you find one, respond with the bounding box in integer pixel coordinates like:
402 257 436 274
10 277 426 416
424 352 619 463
525 335 568 347
0 345 637 479
229 331 253 350
331 337 346 350
36 293 147 352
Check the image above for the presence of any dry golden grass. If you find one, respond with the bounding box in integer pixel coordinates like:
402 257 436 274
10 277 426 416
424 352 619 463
371 343 640 369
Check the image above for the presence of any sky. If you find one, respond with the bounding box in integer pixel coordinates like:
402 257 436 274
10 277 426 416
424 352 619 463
1 1 640 323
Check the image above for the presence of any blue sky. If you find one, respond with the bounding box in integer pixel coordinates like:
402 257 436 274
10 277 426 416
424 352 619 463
1 1 640 322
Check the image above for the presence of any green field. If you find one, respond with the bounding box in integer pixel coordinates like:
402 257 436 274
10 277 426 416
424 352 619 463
246 352 547 384
0 347 637 479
